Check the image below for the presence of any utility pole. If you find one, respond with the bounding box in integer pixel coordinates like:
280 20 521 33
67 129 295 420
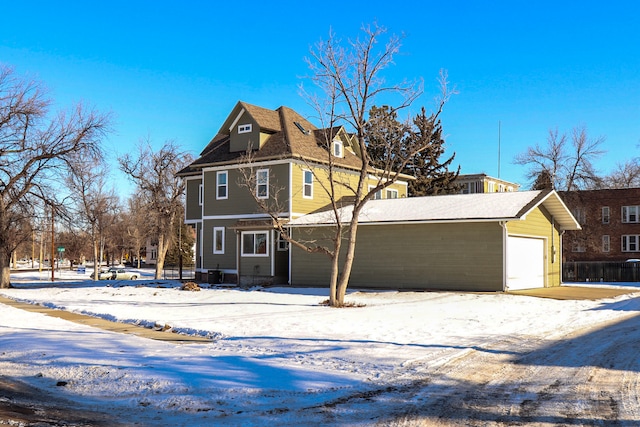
50 204 55 282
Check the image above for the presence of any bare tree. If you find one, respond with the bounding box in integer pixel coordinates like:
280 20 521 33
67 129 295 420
515 125 605 191
0 65 110 288
123 197 151 268
66 152 120 278
602 159 640 189
119 140 192 279
240 24 453 306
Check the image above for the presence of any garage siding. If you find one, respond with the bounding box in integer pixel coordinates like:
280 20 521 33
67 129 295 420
291 222 504 291
507 206 562 287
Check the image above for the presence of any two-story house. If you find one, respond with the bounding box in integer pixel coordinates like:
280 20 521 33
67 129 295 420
178 101 409 285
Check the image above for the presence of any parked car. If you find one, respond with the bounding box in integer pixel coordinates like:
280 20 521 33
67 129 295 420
90 267 138 280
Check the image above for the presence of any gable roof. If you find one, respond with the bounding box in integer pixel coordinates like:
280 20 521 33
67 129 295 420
289 189 581 231
178 101 364 175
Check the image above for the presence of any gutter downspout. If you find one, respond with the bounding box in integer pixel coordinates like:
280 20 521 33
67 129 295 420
500 221 508 292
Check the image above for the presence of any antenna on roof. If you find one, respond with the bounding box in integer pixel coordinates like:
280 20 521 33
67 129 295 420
294 121 310 135
498 120 501 178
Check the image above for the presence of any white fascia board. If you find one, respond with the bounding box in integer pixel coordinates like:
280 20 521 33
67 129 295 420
202 158 292 173
229 108 246 132
202 213 288 221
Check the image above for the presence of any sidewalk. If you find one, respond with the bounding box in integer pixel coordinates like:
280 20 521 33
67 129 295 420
0 295 211 343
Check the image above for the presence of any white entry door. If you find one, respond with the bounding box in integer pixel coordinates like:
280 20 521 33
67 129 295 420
507 236 545 290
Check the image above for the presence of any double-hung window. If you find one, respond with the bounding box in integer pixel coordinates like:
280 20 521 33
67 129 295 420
217 171 228 199
386 189 398 199
256 169 269 199
622 235 640 252
213 227 225 254
602 235 610 252
303 169 313 198
242 231 268 256
602 206 610 224
622 206 639 223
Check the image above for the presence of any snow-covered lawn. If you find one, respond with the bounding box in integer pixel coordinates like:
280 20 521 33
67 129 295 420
2 268 640 425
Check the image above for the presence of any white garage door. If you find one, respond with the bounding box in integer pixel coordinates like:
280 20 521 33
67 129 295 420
507 236 545 290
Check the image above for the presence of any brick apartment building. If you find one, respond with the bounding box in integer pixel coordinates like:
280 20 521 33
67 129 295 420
560 188 640 263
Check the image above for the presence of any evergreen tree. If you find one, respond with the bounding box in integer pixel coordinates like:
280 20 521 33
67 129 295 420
366 106 459 196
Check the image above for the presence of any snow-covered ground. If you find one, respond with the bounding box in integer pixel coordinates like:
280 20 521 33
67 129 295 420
2 268 640 425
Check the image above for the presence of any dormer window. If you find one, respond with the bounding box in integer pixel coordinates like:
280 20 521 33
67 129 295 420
333 139 343 158
238 124 252 134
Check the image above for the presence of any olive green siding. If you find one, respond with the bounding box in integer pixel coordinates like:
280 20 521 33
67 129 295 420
507 205 562 287
195 222 202 269
229 113 260 152
291 222 504 291
203 164 290 217
201 219 239 270
185 178 202 221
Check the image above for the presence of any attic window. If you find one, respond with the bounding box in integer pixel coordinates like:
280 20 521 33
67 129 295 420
333 139 343 158
294 121 310 135
238 124 252 134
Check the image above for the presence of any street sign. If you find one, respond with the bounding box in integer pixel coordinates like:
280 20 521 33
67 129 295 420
57 247 65 252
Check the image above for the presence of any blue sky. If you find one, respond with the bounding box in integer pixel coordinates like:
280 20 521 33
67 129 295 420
1 1 639 193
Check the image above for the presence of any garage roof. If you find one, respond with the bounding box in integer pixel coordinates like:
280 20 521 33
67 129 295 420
289 189 581 231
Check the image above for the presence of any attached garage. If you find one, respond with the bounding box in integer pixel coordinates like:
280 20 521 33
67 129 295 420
289 190 580 292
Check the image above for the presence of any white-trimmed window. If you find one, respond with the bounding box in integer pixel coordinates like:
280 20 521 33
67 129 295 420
622 206 639 223
369 185 382 200
213 227 225 254
572 208 586 224
277 233 289 251
386 189 398 199
333 139 343 158
303 169 313 198
242 231 269 256
622 235 640 252
572 240 586 253
256 169 269 199
602 206 610 224
488 181 496 192
198 183 203 206
602 235 610 253
217 171 228 199
238 124 252 134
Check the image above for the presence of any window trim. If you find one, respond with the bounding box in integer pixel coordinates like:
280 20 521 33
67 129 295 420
238 123 252 134
333 139 343 158
622 234 640 252
622 206 639 223
602 235 610 253
241 231 269 257
217 171 228 200
198 183 203 206
213 227 225 254
302 169 313 199
277 233 289 251
386 189 399 199
368 185 382 200
602 206 610 224
256 169 269 199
